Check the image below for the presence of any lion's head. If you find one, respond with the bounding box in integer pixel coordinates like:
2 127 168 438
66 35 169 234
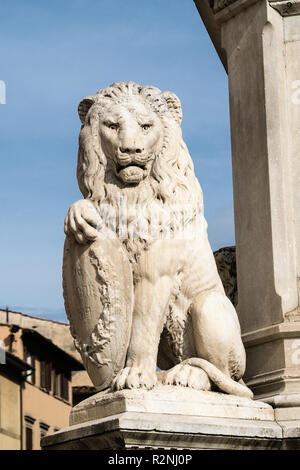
87 91 165 186
76 82 203 213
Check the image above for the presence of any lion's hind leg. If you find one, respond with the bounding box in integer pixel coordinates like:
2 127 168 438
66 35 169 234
189 289 253 398
157 296 212 391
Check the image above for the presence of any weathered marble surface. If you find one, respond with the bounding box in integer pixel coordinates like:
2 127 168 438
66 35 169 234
69 385 272 426
41 414 284 450
41 386 300 450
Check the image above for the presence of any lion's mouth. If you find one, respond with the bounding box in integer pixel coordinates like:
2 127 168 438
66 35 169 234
116 162 145 173
116 162 147 184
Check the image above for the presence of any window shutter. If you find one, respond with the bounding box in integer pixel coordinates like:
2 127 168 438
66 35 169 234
61 373 69 402
45 363 52 392
23 344 27 361
60 374 65 400
24 345 35 385
54 371 57 396
40 361 46 389
31 356 36 385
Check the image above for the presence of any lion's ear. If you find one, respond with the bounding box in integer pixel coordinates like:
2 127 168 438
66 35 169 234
78 96 95 124
162 91 183 126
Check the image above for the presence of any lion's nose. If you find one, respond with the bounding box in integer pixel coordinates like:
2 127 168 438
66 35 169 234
119 146 143 154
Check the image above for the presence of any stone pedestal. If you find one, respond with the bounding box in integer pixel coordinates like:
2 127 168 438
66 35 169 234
41 386 300 450
194 0 300 418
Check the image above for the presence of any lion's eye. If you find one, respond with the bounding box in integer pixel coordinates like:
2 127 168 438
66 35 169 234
141 124 152 131
108 123 119 130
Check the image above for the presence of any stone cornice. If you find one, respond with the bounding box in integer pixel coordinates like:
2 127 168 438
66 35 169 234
269 1 300 16
212 0 300 15
211 0 260 18
211 0 239 13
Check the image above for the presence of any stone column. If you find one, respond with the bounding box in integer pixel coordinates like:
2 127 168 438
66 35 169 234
195 0 300 419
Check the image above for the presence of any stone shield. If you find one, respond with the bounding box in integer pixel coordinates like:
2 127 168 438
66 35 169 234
63 236 134 391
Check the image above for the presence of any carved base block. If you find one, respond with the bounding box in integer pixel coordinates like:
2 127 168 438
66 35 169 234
68 385 273 425
243 323 300 403
41 386 300 450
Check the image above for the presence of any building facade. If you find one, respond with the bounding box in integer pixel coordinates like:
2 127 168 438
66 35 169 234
0 320 83 450
0 350 30 449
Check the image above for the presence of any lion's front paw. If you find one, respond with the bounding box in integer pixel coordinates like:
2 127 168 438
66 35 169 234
158 364 211 391
111 366 157 391
64 199 101 244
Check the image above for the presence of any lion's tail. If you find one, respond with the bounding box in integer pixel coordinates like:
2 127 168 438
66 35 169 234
182 358 253 399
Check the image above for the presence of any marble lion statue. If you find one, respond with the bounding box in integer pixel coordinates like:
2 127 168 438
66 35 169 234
63 81 253 399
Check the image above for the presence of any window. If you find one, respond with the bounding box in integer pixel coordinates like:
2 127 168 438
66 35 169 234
26 427 33 450
0 340 5 364
54 372 61 397
24 415 35 450
54 371 69 402
23 346 36 385
40 361 52 392
39 421 50 441
61 373 69 402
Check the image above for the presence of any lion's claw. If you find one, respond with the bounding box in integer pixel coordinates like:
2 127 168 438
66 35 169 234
111 366 157 391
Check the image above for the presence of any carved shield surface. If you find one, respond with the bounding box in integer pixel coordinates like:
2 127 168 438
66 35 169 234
63 236 134 391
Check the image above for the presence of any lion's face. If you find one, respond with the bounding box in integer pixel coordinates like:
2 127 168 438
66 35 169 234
98 99 164 185
77 82 202 209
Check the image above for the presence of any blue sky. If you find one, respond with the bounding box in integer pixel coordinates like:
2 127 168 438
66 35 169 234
0 0 233 322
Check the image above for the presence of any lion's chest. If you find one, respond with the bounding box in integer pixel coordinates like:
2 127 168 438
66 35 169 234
122 238 191 286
